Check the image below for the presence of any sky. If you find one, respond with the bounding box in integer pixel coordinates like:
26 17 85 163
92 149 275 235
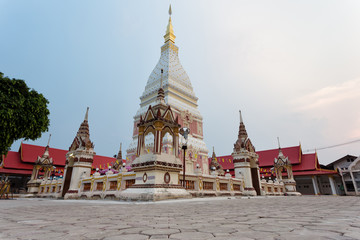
1 0 360 165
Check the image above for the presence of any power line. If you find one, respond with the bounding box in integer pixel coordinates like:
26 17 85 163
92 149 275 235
303 139 360 153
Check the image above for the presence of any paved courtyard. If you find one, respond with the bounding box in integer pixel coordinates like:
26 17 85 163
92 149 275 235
0 196 359 240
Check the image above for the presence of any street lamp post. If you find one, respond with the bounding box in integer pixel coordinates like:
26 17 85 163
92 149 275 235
182 144 187 188
180 127 190 188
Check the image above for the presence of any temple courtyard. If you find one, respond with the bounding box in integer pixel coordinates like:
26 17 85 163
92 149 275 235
0 196 359 240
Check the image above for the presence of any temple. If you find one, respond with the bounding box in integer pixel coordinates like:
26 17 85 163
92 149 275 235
0 5 355 199
126 5 209 175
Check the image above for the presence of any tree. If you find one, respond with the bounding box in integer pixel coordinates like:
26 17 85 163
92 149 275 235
0 72 50 155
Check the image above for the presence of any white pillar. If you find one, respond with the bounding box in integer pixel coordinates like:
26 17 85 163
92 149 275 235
328 175 337 195
349 171 359 195
312 176 320 195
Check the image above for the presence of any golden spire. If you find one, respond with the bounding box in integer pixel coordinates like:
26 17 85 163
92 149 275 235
164 4 176 43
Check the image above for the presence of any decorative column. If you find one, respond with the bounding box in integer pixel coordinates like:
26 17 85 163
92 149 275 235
339 169 348 195
154 121 163 154
137 126 145 156
312 176 320 195
349 171 359 195
328 175 337 195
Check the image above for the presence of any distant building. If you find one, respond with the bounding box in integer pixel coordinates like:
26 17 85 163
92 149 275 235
327 155 360 195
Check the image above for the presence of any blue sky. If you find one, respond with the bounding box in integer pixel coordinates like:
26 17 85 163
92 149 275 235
1 1 360 164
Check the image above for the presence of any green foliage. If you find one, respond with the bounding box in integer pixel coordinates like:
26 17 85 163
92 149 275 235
0 72 50 155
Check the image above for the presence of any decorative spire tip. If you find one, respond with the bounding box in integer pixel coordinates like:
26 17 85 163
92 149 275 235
85 107 89 121
239 110 243 123
47 134 52 147
169 4 172 16
277 137 281 149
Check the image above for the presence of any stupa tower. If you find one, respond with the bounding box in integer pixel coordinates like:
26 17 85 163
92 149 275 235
126 6 209 174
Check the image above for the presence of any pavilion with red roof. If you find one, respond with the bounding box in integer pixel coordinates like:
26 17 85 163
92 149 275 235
0 142 124 193
209 144 342 195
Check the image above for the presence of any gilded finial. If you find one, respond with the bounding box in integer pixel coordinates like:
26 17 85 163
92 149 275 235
164 5 176 43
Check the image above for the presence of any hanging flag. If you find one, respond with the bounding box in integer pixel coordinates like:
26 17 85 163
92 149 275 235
194 154 198 159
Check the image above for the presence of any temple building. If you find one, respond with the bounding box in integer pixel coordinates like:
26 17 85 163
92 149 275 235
211 145 342 195
126 6 209 175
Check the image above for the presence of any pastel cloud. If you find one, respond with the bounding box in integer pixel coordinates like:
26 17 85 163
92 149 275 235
294 79 360 112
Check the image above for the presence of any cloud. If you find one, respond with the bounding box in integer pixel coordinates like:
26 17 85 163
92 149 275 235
293 78 360 111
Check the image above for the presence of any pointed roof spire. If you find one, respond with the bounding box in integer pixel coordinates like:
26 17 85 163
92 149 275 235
277 137 281 149
47 134 52 147
84 107 89 121
277 137 284 158
164 4 176 43
157 69 165 102
43 134 52 158
237 110 248 139
116 142 122 160
212 146 216 159
76 107 90 139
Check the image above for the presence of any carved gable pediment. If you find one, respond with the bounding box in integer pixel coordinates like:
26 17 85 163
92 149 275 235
162 107 175 122
144 106 155 122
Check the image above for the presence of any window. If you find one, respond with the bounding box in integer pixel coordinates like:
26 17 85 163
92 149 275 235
233 184 241 191
125 179 135 189
220 183 228 191
83 183 91 192
96 182 103 191
180 180 195 190
109 181 117 190
203 181 213 190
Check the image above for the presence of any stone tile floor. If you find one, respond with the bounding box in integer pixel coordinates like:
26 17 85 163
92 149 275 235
0 196 359 240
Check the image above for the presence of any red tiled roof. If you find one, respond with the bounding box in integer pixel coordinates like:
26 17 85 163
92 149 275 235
3 151 33 170
0 168 33 175
2 143 121 175
292 153 318 171
257 146 301 167
20 143 67 166
208 155 234 169
212 145 337 177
